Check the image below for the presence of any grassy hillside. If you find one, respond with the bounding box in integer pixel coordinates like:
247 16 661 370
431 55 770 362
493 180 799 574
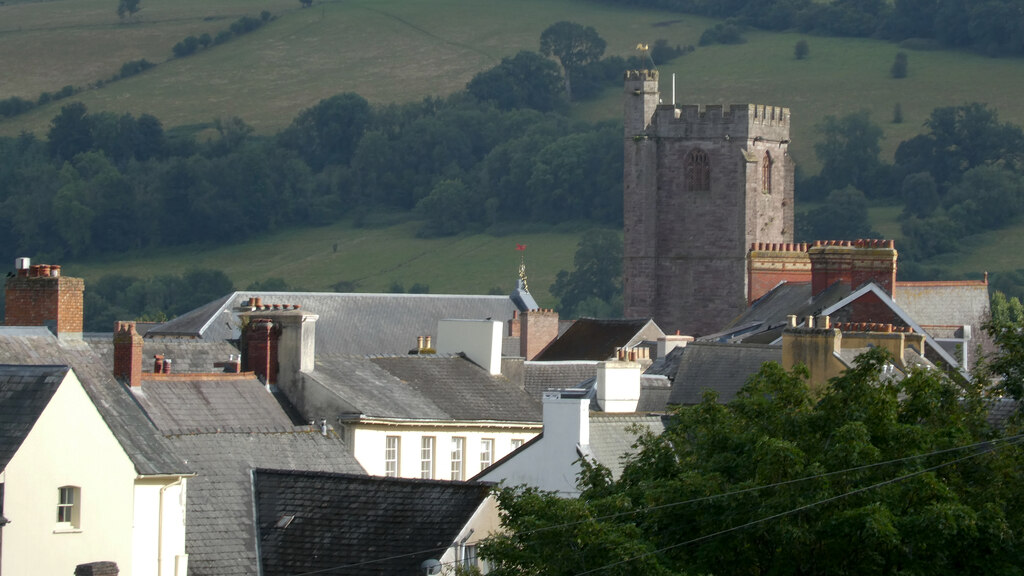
62 220 590 306
4 0 1024 290
4 0 1024 168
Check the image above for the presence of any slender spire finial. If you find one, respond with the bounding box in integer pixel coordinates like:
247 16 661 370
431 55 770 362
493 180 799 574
516 243 529 293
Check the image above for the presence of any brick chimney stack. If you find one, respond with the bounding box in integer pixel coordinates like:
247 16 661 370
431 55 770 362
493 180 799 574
520 308 559 360
113 321 144 387
4 259 85 339
243 318 279 385
747 242 812 303
808 239 897 297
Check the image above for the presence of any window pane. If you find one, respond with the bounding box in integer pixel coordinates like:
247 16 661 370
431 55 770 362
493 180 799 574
480 438 493 469
421 436 435 479
385 436 400 477
451 437 465 480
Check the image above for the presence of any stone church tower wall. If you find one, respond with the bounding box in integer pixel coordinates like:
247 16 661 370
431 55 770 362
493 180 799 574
623 70 794 335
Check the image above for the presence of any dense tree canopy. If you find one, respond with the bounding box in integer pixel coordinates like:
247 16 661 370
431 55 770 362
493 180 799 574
481 349 1024 575
550 230 623 318
539 21 607 101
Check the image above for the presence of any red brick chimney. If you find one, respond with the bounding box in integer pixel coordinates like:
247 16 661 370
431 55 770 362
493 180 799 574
5 260 85 338
520 308 559 360
113 321 143 387
808 240 897 297
747 242 812 303
243 318 279 385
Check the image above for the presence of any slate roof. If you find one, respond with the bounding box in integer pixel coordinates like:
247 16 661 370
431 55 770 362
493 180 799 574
0 364 67 471
146 291 520 356
535 318 663 361
309 354 542 422
637 374 673 412
586 414 670 479
170 433 363 576
0 327 190 476
668 342 782 405
130 374 300 435
523 361 598 399
86 336 240 374
710 282 851 343
254 469 492 576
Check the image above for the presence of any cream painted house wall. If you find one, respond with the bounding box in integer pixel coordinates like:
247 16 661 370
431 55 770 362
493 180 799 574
132 478 189 576
0 370 188 576
349 423 539 480
440 495 502 574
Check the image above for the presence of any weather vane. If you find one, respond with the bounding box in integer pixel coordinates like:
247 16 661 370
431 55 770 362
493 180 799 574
636 42 653 69
516 243 529 293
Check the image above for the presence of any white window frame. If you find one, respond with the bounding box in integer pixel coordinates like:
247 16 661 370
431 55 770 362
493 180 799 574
511 438 524 449
480 438 494 470
420 436 435 479
385 436 400 477
451 437 465 480
57 485 80 529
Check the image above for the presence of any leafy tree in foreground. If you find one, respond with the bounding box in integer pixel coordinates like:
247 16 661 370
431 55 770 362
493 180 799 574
481 348 1024 575
539 21 606 101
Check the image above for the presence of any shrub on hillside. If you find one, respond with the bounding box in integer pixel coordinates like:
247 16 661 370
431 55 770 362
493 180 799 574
699 22 746 46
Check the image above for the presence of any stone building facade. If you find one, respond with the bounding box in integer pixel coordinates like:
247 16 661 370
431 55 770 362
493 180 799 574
622 70 794 335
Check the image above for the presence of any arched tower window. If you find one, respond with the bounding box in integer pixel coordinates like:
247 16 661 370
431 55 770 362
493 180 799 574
685 148 710 191
762 151 773 194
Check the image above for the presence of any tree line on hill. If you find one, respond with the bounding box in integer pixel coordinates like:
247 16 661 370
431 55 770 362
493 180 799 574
584 0 1024 57
797 103 1024 289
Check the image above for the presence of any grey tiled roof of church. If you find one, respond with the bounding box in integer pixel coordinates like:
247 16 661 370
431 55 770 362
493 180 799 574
0 327 191 476
171 433 363 576
0 364 67 470
310 354 541 422
254 469 491 576
146 291 520 356
668 342 782 405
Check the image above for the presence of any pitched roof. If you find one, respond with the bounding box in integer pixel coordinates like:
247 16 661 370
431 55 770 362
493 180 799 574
523 361 598 399
711 281 851 343
535 318 663 361
586 413 669 479
130 374 300 435
0 327 190 476
0 364 67 471
254 469 492 576
86 336 240 374
146 292 520 356
310 354 542 422
170 433 364 576
668 342 782 405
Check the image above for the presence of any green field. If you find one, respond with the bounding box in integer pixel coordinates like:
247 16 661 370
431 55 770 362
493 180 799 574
62 220 589 306
4 0 1024 290
5 0 1024 167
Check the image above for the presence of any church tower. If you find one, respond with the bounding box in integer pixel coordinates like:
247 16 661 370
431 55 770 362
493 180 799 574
622 70 794 336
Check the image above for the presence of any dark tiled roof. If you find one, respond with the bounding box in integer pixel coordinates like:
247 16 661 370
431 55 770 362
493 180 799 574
254 469 491 576
587 414 669 479
535 318 663 361
370 355 541 422
523 361 598 399
668 342 782 405
170 433 364 576
0 327 190 476
637 375 672 412
147 292 519 356
895 282 990 332
86 336 240 374
310 354 542 422
130 375 300 435
0 364 67 470
715 282 851 343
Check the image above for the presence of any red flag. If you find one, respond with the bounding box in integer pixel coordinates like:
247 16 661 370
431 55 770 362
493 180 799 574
516 243 527 251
